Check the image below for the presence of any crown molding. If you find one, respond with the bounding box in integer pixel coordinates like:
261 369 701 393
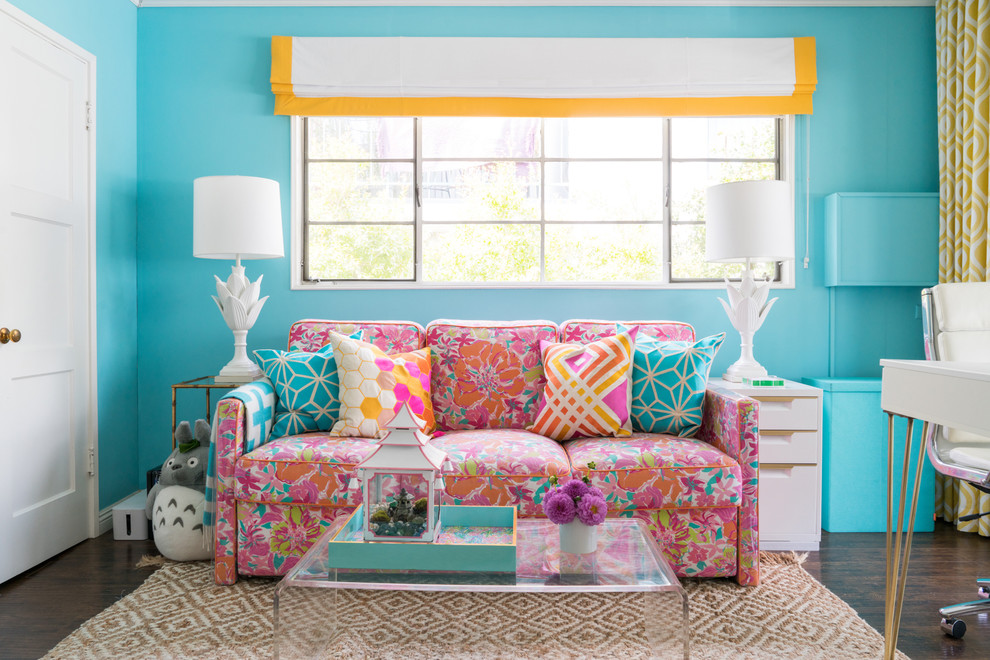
134 1 935 8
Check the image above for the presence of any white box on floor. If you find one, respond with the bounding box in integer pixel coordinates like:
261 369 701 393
113 491 149 540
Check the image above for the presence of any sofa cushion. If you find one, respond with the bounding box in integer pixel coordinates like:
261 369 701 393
565 434 741 511
529 327 637 441
427 320 558 431
560 319 695 344
326 331 435 437
430 429 571 516
619 324 725 437
253 334 359 438
287 320 426 353
236 433 378 506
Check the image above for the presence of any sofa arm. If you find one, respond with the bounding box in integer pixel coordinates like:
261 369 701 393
698 385 760 586
212 379 277 585
698 385 759 462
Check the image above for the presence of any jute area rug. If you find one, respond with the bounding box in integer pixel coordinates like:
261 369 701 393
44 552 907 659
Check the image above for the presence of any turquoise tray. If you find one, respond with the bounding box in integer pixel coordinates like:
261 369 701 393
327 504 517 573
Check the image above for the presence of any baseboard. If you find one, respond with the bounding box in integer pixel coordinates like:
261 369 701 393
98 489 145 536
98 508 114 535
760 540 820 552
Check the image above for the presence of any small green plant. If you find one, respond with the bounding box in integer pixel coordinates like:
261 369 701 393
369 488 429 538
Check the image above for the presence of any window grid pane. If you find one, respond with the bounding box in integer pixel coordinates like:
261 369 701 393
301 116 782 284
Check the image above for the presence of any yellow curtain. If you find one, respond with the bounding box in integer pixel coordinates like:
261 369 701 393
936 0 990 535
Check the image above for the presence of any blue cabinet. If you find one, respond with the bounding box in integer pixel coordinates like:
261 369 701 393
825 192 939 287
803 377 934 532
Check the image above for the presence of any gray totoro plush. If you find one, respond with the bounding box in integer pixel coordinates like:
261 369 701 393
146 419 212 561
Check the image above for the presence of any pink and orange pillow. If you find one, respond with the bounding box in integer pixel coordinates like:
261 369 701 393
529 327 637 441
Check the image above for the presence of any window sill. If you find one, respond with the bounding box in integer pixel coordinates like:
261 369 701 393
290 279 796 291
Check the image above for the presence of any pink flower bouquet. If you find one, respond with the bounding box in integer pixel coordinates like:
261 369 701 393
542 462 607 526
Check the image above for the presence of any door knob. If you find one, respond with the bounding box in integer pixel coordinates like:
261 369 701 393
0 328 20 344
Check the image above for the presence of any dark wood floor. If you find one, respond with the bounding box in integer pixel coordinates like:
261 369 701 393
0 532 159 660
1 521 988 659
805 521 990 659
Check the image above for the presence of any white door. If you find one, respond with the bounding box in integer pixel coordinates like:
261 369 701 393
0 4 96 584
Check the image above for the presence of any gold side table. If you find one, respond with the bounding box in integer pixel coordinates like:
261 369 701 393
170 376 243 448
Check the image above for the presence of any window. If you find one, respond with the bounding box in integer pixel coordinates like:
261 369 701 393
294 116 789 288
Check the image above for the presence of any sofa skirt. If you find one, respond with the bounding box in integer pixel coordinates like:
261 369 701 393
231 500 739 580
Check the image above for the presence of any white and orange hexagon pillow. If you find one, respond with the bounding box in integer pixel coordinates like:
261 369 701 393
324 331 435 438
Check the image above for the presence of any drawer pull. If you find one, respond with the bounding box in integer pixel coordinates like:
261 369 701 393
762 399 800 412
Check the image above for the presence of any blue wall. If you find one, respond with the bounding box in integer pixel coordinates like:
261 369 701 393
9 0 139 509
135 6 937 477
10 3 939 502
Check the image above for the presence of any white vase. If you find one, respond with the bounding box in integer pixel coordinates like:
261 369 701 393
558 519 598 554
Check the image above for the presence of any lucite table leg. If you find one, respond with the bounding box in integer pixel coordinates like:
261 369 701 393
273 579 340 658
883 415 929 660
679 590 690 660
273 582 285 660
643 589 690 659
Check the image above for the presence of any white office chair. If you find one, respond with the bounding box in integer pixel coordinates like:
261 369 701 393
921 282 990 639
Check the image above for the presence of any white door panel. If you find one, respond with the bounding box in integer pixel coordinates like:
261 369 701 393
7 212 74 348
9 41 75 201
0 4 95 584
10 370 74 514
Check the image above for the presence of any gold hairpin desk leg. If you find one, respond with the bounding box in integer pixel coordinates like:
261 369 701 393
884 414 930 660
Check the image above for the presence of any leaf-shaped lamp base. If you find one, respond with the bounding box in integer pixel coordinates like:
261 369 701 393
216 329 264 384
719 268 776 382
213 264 265 385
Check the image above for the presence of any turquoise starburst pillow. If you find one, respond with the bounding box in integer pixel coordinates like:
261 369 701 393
619 323 725 437
253 333 361 438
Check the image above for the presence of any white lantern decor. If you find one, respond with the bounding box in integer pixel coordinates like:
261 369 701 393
355 402 447 543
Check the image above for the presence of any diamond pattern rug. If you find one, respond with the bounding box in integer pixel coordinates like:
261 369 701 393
43 553 908 659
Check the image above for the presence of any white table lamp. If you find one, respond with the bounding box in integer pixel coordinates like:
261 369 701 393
705 180 794 382
193 175 283 384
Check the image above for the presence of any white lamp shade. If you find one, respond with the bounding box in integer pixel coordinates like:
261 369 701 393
193 175 284 259
705 180 794 263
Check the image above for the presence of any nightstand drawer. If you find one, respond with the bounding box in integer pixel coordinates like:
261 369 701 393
759 464 820 539
753 396 819 431
758 431 819 464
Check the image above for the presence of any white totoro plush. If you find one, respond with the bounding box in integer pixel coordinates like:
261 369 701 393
146 419 212 561
151 485 210 561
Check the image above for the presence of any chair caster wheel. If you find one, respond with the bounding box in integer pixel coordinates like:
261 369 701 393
979 586 990 599
941 617 966 639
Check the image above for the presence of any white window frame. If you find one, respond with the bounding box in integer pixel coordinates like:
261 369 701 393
289 115 796 290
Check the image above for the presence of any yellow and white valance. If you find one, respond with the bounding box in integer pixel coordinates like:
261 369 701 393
271 35 816 117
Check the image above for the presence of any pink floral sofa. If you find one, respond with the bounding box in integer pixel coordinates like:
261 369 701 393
212 319 760 586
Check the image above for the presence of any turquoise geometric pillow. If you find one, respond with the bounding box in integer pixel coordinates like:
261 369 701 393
619 323 725 437
253 336 358 438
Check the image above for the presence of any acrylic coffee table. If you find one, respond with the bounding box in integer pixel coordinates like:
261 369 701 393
273 516 689 659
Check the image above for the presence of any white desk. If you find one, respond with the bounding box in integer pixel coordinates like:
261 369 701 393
879 359 990 659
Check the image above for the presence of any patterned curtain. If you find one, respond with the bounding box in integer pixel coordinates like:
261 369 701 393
935 0 990 535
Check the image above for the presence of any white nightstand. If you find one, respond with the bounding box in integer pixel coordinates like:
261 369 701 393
711 377 823 551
